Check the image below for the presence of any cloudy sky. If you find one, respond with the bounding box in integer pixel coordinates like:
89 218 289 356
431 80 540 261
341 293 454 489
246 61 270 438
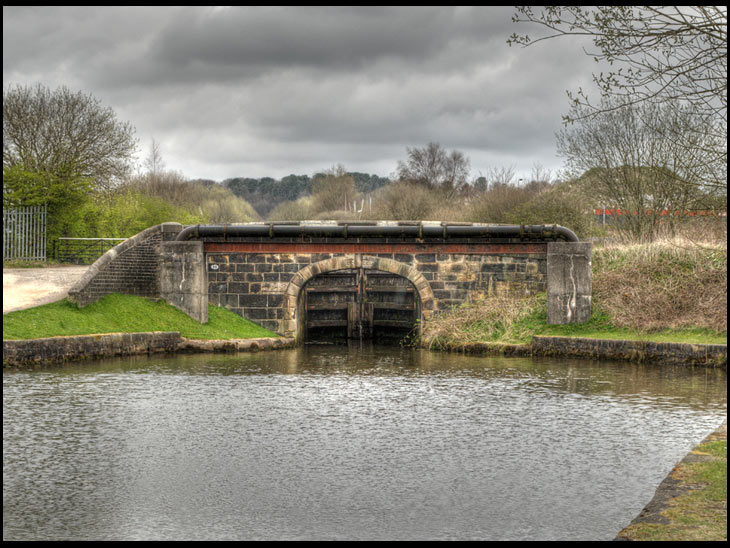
4 6 602 183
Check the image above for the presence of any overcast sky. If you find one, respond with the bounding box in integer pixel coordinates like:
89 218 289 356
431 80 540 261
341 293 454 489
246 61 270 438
3 6 603 183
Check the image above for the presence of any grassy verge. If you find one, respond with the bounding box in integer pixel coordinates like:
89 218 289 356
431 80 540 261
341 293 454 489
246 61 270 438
618 432 727 541
2 293 278 340
420 294 727 349
421 237 727 349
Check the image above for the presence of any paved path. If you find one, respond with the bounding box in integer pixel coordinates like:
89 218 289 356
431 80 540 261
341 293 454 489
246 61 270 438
3 266 89 314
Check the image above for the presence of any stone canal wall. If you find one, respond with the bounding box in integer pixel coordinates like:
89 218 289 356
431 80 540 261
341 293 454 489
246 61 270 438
531 336 727 366
5 333 724 369
3 333 296 368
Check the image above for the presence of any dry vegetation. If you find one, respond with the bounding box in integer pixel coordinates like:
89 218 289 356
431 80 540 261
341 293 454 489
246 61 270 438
421 222 727 347
593 235 727 332
420 293 542 350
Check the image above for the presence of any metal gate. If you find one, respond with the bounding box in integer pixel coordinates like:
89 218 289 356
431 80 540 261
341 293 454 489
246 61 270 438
2 205 47 261
302 268 419 342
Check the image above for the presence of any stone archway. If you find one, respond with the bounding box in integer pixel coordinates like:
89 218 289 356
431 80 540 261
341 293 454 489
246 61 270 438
282 255 435 340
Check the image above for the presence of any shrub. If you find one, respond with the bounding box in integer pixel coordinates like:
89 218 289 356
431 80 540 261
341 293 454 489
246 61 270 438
506 181 594 238
368 181 443 220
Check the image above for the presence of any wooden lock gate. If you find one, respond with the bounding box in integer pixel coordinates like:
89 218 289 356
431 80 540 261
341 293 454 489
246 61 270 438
302 268 419 341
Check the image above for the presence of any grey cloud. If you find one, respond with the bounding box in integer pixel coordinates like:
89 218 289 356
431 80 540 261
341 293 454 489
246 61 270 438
3 6 603 181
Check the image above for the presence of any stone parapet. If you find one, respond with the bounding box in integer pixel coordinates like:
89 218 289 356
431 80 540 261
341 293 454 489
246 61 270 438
67 224 164 307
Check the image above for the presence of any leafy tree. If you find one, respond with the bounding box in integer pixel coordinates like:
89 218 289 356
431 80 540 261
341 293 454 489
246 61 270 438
3 83 138 192
3 164 94 252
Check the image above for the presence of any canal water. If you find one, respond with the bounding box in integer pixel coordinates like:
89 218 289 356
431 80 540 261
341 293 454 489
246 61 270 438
3 345 726 541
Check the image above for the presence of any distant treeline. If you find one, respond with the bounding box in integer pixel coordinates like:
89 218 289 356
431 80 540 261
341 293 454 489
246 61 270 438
223 172 390 218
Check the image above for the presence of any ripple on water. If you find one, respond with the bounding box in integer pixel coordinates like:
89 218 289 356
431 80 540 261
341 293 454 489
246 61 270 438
3 347 726 541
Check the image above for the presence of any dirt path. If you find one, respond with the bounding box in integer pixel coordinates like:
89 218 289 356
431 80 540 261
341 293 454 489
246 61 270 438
3 266 89 314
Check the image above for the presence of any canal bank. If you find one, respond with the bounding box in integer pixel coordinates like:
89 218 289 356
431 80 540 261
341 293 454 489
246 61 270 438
3 332 726 369
2 333 295 368
436 336 727 368
615 421 727 542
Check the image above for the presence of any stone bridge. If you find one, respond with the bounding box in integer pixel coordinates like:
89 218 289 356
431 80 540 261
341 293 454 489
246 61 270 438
68 221 592 342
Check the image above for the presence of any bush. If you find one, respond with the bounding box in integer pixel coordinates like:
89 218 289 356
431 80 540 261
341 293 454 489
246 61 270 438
368 181 443 220
505 181 594 238
267 196 315 221
464 183 536 224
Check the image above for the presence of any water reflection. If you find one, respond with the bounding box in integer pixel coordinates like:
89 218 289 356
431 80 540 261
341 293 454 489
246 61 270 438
3 345 726 541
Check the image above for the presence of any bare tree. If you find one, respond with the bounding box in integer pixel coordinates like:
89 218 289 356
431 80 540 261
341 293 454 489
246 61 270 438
310 164 357 215
557 97 722 241
143 138 165 177
483 165 516 188
509 7 727 192
396 142 471 197
508 6 727 123
3 83 138 191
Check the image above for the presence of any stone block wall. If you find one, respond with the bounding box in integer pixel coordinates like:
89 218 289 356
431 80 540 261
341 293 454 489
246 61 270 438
160 240 208 323
205 250 548 336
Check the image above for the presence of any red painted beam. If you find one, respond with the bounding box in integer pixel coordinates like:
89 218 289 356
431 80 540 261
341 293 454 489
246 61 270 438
204 242 547 254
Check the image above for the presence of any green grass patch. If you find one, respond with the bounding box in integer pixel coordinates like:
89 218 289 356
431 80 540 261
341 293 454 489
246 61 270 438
516 299 727 344
2 293 278 340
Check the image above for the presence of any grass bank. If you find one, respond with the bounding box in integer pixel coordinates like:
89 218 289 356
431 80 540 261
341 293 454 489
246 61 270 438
421 237 727 349
617 427 727 541
2 293 277 341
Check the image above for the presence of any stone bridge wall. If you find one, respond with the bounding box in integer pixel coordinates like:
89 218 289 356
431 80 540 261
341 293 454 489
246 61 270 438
204 247 548 336
67 222 591 340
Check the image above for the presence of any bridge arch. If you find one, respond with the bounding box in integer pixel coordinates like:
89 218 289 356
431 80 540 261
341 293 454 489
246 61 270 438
282 255 435 340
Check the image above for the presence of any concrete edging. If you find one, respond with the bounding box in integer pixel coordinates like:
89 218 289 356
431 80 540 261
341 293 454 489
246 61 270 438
531 336 727 367
3 332 296 368
614 421 727 541
429 336 727 367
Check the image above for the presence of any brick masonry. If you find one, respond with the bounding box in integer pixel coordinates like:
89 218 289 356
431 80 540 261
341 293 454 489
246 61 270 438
67 224 176 307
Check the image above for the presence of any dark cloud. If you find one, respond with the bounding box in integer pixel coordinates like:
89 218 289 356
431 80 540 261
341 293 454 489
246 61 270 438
3 6 601 181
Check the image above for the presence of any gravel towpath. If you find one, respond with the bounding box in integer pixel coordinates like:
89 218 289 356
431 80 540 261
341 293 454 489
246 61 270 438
3 266 89 314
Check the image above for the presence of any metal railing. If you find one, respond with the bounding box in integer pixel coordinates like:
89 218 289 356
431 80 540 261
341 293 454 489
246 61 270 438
3 205 47 261
54 237 127 264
